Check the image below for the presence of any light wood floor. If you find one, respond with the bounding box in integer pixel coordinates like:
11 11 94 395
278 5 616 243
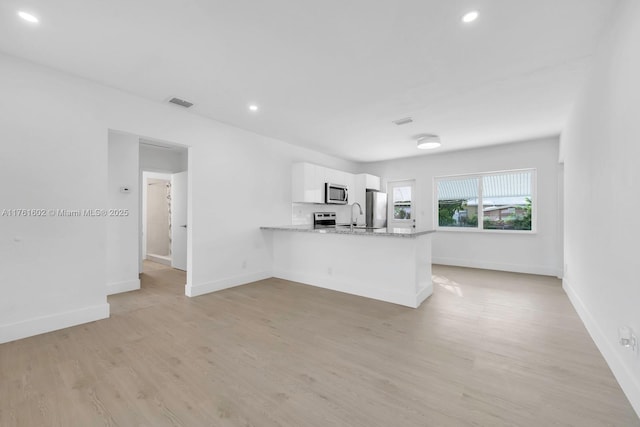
1 263 638 426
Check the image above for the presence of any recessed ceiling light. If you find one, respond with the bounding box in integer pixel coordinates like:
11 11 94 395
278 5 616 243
248 104 259 112
17 11 39 23
462 10 479 23
417 135 441 150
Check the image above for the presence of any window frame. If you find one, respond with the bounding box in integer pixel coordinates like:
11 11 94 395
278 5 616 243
433 168 537 234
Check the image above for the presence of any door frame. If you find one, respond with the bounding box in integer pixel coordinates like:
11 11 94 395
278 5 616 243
170 171 188 271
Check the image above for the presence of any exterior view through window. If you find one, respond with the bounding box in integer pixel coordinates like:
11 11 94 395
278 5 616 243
393 185 412 219
435 169 535 231
387 180 416 230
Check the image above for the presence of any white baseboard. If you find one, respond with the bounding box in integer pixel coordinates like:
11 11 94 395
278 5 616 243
432 256 561 277
146 254 171 266
107 278 140 295
563 278 640 418
0 303 110 344
186 270 272 297
273 270 423 308
416 282 434 307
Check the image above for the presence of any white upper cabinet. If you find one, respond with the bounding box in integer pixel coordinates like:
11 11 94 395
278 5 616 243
325 168 347 186
292 163 380 205
362 174 381 191
292 162 323 203
324 167 338 185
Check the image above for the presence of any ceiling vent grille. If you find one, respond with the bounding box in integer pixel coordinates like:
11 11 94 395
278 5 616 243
169 97 194 108
392 117 413 126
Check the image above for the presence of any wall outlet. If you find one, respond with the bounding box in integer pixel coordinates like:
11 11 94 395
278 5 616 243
327 267 333 276
241 260 247 269
619 326 638 355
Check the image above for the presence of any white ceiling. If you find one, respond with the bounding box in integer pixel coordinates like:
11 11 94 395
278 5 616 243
0 0 618 162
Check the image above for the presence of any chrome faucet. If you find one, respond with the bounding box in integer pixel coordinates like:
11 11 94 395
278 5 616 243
350 202 363 231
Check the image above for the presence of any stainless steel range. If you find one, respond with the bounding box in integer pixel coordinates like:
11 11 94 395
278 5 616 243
313 212 336 229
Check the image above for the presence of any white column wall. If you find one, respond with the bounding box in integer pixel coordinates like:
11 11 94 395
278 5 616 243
106 131 140 295
561 0 640 416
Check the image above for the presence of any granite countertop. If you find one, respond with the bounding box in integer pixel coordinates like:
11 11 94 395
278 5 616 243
260 225 435 238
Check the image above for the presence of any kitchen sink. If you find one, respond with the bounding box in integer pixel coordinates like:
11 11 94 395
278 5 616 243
336 224 381 230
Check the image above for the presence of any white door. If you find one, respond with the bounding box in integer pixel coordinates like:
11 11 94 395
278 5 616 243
387 180 416 229
171 171 188 271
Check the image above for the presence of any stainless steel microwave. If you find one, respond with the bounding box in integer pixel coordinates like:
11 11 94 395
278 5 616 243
325 183 348 204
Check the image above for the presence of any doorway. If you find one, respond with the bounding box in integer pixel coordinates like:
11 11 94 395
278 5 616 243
139 139 189 278
143 172 172 266
106 130 190 296
142 170 187 272
387 180 416 229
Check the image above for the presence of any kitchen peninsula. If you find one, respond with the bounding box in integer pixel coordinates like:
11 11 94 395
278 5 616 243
260 225 435 308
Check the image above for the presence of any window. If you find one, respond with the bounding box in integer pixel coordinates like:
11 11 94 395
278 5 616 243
392 185 412 220
435 169 535 232
436 177 479 228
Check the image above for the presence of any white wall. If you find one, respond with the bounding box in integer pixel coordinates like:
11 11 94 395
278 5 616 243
0 52 358 343
0 59 110 343
364 137 562 276
561 0 640 416
106 131 140 295
140 144 187 173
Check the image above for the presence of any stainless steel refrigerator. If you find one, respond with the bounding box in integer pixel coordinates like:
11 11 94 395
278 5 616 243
366 190 387 228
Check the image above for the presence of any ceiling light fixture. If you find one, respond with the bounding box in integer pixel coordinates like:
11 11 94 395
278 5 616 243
248 104 259 112
462 10 479 23
17 11 39 23
417 134 441 150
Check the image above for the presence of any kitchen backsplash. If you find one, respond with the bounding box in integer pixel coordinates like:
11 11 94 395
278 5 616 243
292 203 364 226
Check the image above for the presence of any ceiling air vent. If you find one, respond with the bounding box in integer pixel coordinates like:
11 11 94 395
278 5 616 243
392 117 413 126
169 97 194 108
